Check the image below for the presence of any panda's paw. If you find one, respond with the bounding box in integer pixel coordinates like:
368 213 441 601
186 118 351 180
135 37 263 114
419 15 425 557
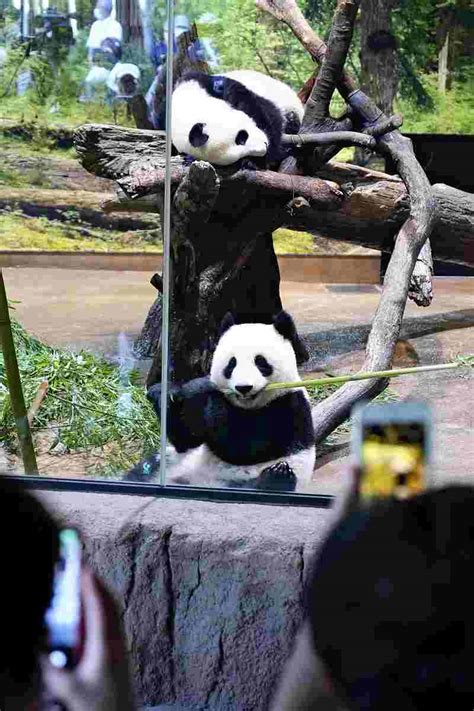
255 461 297 492
147 382 184 408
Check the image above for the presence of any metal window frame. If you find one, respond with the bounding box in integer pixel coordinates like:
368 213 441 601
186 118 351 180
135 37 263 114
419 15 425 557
1 474 334 508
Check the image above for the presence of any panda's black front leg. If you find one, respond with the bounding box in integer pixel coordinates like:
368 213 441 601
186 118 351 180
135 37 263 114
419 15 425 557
255 461 297 492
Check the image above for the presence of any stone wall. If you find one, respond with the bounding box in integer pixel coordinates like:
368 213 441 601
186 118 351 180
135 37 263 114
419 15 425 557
39 491 332 711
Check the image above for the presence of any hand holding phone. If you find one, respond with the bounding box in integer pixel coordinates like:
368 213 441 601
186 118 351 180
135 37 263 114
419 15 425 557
41 567 134 711
45 529 82 670
352 402 432 504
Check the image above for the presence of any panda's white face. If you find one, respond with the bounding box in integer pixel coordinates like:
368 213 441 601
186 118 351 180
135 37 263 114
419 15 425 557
210 323 300 410
172 80 269 166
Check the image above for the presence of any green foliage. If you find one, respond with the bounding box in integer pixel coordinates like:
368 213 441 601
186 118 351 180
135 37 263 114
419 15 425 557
0 30 122 128
0 320 160 477
273 228 314 254
0 213 163 253
397 72 474 134
195 0 313 88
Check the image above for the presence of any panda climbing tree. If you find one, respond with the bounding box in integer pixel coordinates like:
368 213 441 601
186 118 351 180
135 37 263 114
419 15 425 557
74 0 474 448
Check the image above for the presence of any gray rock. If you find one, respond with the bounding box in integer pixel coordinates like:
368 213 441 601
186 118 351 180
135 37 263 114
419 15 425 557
40 491 332 710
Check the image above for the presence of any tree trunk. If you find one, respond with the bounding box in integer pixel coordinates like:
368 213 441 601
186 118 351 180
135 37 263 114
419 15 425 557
356 0 399 166
437 7 455 94
438 30 450 94
144 163 285 387
359 0 399 115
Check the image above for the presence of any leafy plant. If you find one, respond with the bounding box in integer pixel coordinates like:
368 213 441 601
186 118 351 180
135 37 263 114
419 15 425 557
0 320 160 477
397 72 474 134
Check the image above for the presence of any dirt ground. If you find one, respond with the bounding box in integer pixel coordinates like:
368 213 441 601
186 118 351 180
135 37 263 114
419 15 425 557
3 268 473 495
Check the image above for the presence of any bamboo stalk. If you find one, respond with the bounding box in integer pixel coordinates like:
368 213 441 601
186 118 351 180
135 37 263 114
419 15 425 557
265 361 463 392
0 270 38 474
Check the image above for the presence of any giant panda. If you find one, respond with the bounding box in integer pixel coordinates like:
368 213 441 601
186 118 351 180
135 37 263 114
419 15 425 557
171 69 304 167
125 310 315 492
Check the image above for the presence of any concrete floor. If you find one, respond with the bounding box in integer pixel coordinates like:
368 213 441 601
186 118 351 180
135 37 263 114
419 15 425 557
3 268 473 495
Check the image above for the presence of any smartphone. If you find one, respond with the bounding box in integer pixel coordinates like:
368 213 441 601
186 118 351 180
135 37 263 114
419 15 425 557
352 402 432 503
44 528 82 670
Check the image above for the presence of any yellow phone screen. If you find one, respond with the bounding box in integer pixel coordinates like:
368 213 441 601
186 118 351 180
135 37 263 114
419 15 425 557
361 422 425 501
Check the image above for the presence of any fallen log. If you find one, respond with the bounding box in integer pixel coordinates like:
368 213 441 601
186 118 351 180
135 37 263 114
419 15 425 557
290 181 474 267
0 119 75 149
103 178 474 267
0 187 159 233
74 124 474 267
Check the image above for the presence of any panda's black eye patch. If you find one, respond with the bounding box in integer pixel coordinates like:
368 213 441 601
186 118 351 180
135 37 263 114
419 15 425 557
235 130 249 146
189 123 209 147
223 356 237 379
255 355 273 377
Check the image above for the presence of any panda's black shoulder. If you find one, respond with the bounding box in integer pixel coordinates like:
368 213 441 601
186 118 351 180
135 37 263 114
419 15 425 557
223 77 283 134
179 71 215 95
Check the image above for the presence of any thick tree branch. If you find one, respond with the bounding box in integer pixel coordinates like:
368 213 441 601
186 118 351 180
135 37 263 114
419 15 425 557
303 0 359 127
283 131 376 149
255 0 357 99
119 165 344 208
364 114 403 136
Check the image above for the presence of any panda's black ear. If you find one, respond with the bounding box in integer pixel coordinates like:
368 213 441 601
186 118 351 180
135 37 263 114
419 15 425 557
273 310 309 365
218 312 235 337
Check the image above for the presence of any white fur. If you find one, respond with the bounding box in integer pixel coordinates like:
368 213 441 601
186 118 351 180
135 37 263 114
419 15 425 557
171 80 268 166
224 70 304 123
210 322 300 410
163 442 315 491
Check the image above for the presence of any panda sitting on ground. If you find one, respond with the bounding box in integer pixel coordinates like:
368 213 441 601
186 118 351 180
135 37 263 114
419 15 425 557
171 69 304 167
125 311 315 492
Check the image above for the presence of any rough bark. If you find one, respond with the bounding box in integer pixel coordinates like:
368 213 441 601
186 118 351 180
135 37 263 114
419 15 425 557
104 173 474 267
288 181 473 267
359 0 399 116
144 161 287 385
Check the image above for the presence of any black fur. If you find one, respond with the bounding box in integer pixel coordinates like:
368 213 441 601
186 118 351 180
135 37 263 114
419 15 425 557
189 122 209 147
273 310 309 364
254 354 273 377
180 71 293 164
146 379 314 466
255 461 296 492
223 356 237 379
219 311 236 337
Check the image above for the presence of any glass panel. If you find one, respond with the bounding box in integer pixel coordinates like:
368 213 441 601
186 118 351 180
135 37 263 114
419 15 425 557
0 0 165 483
0 0 472 502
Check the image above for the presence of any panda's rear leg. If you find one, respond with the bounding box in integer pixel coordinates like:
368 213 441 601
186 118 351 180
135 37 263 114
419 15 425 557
255 461 297 492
